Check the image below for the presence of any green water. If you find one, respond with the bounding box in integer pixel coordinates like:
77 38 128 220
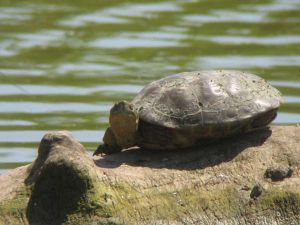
0 0 299 173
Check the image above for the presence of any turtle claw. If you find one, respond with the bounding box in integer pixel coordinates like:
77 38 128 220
93 144 122 156
92 147 102 156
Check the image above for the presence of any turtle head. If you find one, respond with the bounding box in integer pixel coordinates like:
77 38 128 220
93 101 138 156
110 101 139 148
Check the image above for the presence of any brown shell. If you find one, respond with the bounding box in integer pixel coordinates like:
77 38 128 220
132 70 283 129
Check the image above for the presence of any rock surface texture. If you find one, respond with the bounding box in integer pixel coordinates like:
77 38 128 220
0 126 299 225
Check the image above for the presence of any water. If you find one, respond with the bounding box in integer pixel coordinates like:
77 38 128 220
0 0 299 174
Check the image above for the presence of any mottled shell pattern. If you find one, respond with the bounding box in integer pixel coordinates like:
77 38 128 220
132 70 283 129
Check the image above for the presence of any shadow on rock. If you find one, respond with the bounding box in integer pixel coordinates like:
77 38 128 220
26 162 91 225
94 127 272 170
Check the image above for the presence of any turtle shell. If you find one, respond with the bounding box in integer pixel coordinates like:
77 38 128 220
132 70 283 129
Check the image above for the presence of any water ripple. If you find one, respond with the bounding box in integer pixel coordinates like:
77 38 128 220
183 10 267 24
0 130 103 143
59 11 128 27
248 0 300 12
0 68 45 76
0 84 143 95
0 102 111 113
274 113 300 124
15 30 66 49
0 148 36 163
90 36 180 48
0 120 36 126
196 56 300 69
0 30 66 57
285 96 300 103
209 35 300 45
0 7 33 25
59 2 181 27
269 81 300 88
56 63 121 74
0 40 17 57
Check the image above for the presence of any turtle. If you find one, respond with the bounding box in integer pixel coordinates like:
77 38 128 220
93 70 283 155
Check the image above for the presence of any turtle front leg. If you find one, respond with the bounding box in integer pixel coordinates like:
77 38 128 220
93 127 122 156
93 143 121 155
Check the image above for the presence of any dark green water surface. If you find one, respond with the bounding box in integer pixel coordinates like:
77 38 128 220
0 0 299 173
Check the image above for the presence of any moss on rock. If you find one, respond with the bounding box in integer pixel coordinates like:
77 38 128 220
100 183 243 224
0 186 30 225
258 188 300 216
27 161 106 224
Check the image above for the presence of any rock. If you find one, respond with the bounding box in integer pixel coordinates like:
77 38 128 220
0 126 300 225
250 184 264 199
264 166 293 181
13 131 104 225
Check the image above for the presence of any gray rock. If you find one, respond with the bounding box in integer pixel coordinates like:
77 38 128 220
264 166 293 181
250 184 264 199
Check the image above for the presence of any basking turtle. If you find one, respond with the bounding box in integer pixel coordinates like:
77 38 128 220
93 70 282 155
